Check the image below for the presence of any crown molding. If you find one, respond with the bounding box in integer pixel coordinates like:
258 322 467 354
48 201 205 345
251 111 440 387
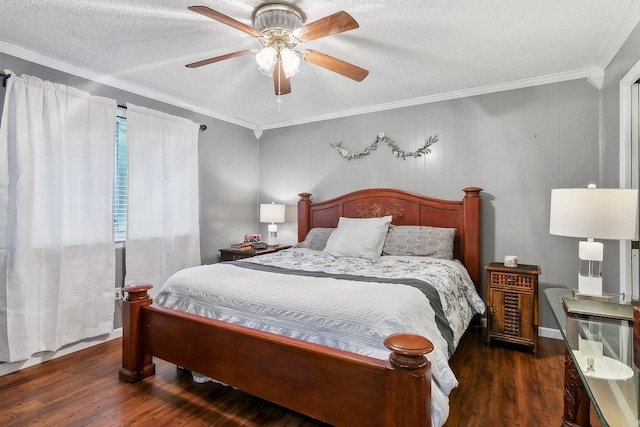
1 40 593 132
0 40 256 130
588 65 605 89
260 68 590 130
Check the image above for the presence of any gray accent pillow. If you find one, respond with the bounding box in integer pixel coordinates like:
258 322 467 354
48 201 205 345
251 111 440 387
293 228 335 251
382 225 456 259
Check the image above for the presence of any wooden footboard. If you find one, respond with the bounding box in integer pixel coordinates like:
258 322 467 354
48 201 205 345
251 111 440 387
119 284 434 427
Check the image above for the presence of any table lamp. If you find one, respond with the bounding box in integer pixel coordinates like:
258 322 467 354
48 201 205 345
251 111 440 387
260 202 285 246
549 185 638 296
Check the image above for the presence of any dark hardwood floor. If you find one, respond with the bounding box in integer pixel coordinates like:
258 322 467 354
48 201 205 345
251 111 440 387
0 330 601 426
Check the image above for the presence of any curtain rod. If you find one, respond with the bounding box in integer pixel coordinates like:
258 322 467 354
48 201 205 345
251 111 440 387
117 103 207 132
1 72 10 88
0 81 207 131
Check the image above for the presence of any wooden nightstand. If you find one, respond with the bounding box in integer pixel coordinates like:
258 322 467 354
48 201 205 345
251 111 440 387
219 245 292 262
485 262 541 356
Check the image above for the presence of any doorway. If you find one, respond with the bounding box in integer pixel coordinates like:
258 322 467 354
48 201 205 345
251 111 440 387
622 61 640 300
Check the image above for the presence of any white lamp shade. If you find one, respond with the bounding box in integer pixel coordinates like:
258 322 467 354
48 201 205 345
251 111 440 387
549 188 638 240
260 203 285 224
256 47 277 76
280 48 300 78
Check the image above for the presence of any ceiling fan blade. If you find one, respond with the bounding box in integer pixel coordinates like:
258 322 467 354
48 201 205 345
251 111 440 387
294 11 359 42
189 6 262 37
186 50 253 68
302 50 369 82
273 62 292 95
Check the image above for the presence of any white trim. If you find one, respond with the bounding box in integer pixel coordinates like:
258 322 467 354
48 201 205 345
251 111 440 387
619 58 640 297
0 41 256 130
632 83 640 301
539 326 562 341
261 69 590 130
477 317 567 341
0 328 122 377
588 65 605 89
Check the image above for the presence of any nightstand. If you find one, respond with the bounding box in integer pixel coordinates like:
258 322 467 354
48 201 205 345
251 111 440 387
219 245 292 262
485 262 541 356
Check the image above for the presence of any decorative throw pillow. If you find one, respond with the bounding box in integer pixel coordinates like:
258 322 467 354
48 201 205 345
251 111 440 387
382 225 456 259
323 216 392 261
293 228 335 251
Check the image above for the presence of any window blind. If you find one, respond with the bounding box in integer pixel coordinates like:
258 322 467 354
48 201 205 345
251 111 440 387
114 108 127 241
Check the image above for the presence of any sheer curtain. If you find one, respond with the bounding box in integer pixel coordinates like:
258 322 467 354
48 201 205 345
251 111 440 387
0 72 117 362
124 104 200 296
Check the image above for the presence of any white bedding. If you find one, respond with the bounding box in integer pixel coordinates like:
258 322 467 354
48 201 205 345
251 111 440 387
155 248 485 427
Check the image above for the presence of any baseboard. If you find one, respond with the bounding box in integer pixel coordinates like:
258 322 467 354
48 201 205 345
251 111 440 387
481 318 562 340
538 326 562 340
0 328 123 377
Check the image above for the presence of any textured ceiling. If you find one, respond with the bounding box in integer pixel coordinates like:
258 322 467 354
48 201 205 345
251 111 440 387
0 1 637 131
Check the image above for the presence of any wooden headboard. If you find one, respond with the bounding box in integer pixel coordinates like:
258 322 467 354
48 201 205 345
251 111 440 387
297 187 482 291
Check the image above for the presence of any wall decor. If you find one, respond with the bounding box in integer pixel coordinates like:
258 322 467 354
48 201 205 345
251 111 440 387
331 132 437 160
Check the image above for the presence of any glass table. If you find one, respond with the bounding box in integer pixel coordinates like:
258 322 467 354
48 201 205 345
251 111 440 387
544 288 638 427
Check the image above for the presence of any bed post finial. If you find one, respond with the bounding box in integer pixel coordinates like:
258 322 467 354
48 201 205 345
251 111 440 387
119 283 156 383
384 333 433 369
463 187 482 198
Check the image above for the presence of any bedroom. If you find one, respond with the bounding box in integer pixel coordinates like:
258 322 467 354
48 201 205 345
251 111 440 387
1 1 639 426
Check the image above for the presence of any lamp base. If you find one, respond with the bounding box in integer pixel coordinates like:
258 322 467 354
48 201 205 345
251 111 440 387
578 273 602 296
267 224 278 246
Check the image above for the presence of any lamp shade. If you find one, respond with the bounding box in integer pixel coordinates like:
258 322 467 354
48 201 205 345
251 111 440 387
549 188 638 240
256 46 277 76
260 203 285 224
280 48 300 78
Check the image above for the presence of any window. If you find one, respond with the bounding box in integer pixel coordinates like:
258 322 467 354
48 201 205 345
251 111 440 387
114 107 127 241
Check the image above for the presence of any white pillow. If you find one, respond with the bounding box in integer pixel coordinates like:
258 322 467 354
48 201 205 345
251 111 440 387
323 216 392 261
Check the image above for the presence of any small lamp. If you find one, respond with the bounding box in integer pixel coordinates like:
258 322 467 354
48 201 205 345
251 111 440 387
549 185 638 295
260 202 286 246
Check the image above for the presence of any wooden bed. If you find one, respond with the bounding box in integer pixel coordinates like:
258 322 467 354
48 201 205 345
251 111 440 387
119 187 482 427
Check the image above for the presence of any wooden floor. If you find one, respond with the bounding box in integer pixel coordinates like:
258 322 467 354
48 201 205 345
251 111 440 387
0 330 602 426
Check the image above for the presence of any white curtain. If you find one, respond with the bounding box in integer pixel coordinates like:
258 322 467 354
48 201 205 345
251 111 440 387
0 72 117 362
124 104 200 296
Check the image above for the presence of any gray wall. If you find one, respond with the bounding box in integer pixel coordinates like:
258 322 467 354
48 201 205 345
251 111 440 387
258 79 602 330
601 21 640 188
598 20 640 302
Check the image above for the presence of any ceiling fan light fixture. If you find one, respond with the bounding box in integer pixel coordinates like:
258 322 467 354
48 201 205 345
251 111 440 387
186 4 368 96
280 48 300 78
256 46 277 76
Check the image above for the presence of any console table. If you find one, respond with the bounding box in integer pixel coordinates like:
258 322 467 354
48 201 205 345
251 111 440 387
544 288 638 427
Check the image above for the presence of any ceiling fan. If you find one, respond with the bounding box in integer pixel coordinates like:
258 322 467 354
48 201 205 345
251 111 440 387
185 3 369 97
